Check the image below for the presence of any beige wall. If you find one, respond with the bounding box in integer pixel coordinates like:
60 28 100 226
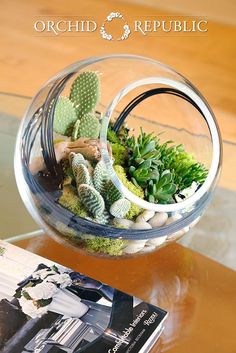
123 0 236 25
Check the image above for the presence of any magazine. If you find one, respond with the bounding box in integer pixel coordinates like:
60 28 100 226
0 240 168 353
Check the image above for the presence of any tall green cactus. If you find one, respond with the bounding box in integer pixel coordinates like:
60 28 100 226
53 96 77 136
70 71 100 117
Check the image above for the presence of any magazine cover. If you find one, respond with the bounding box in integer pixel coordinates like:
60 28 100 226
0 240 167 353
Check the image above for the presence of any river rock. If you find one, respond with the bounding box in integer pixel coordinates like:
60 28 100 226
141 245 156 253
113 218 134 229
123 240 147 254
131 222 152 230
148 212 168 228
136 210 155 223
147 235 167 247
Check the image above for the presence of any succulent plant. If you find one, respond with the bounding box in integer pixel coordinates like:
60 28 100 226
53 96 77 136
73 113 100 140
158 142 208 189
146 171 177 204
110 198 131 219
75 164 92 187
78 184 105 217
93 160 110 195
58 185 88 218
70 71 100 117
126 128 208 203
127 129 161 188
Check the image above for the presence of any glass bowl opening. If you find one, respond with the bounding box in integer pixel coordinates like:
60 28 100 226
14 54 222 258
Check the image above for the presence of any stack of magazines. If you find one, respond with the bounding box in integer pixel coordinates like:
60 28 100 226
0 240 168 353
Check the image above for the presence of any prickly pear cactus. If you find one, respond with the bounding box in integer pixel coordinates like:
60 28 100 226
106 180 123 205
75 113 100 139
110 198 131 219
93 161 110 195
53 97 77 136
75 164 91 187
78 184 105 217
70 71 100 117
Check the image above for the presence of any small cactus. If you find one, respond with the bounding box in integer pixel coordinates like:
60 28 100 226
70 71 100 117
58 185 88 218
93 161 110 195
95 210 110 225
53 96 77 136
75 113 100 140
78 184 105 217
75 164 91 187
106 180 123 205
110 198 131 219
71 153 86 177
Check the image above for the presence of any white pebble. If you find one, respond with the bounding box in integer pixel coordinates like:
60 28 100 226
146 236 167 247
131 222 152 230
148 212 168 228
141 245 156 253
123 240 147 254
165 213 182 225
136 210 155 223
168 226 189 240
113 218 134 229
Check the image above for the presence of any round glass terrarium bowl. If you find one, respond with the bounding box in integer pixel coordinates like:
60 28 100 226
14 54 222 258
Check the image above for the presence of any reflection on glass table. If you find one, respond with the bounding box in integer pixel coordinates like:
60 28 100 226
0 92 235 270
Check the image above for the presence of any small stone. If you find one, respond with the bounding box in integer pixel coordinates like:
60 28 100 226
131 222 152 230
165 213 182 225
148 212 168 228
147 236 167 247
123 240 147 254
168 226 189 241
136 210 155 223
141 245 156 253
113 218 134 229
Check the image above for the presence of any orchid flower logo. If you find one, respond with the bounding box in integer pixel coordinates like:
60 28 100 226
100 12 131 41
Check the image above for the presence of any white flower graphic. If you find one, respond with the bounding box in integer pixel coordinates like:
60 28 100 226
46 273 72 288
25 282 57 300
100 12 131 41
19 297 48 318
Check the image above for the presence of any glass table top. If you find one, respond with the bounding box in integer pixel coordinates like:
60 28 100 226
0 92 236 270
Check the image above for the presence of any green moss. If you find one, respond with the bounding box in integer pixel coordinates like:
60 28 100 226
113 165 144 220
84 235 128 256
58 185 88 218
111 143 128 166
107 127 120 143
